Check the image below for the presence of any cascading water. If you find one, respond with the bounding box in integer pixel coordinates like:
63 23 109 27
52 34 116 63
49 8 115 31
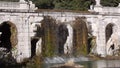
36 38 42 56
43 17 89 66
30 16 90 68
35 23 42 56
106 33 119 55
64 24 73 55
105 23 120 56
44 24 74 65
44 56 89 64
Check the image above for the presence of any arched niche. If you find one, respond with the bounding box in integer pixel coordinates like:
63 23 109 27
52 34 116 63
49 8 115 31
105 23 114 43
0 21 18 51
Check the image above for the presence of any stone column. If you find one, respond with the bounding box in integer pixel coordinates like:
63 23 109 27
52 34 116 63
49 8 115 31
95 0 101 6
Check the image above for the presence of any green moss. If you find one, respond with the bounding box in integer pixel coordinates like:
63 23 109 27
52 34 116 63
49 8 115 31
73 17 88 56
7 21 18 48
41 16 57 57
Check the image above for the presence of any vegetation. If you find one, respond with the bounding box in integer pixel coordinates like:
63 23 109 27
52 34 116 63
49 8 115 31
0 0 19 2
1 0 120 10
73 17 88 55
101 0 120 7
31 0 91 11
41 16 57 57
30 0 120 10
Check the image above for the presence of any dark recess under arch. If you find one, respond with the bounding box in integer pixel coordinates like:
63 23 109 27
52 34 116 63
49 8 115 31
0 21 17 51
105 23 114 43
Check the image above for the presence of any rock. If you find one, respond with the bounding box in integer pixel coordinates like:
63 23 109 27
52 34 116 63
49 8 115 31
51 59 84 68
65 59 75 66
0 47 9 59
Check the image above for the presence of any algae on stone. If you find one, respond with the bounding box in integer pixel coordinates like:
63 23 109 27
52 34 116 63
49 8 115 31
73 17 88 56
41 16 57 57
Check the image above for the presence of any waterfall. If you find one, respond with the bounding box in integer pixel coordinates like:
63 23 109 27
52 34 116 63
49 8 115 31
106 33 119 55
44 56 89 64
64 24 73 55
36 38 42 56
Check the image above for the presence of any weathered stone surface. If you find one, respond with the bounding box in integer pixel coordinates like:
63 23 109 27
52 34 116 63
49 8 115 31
0 0 37 12
73 17 88 55
1 0 120 62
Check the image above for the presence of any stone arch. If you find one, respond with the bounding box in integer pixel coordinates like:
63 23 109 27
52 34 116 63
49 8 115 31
0 21 18 51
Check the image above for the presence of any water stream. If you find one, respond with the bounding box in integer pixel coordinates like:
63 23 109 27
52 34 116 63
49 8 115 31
42 59 120 68
0 16 118 68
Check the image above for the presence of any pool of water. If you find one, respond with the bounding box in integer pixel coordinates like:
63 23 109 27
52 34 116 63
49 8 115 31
77 60 120 68
41 60 120 68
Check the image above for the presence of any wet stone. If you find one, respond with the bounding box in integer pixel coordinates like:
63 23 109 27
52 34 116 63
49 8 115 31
0 47 17 67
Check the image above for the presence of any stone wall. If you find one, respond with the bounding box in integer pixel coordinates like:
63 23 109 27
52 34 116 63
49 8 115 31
0 11 120 62
0 0 37 12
